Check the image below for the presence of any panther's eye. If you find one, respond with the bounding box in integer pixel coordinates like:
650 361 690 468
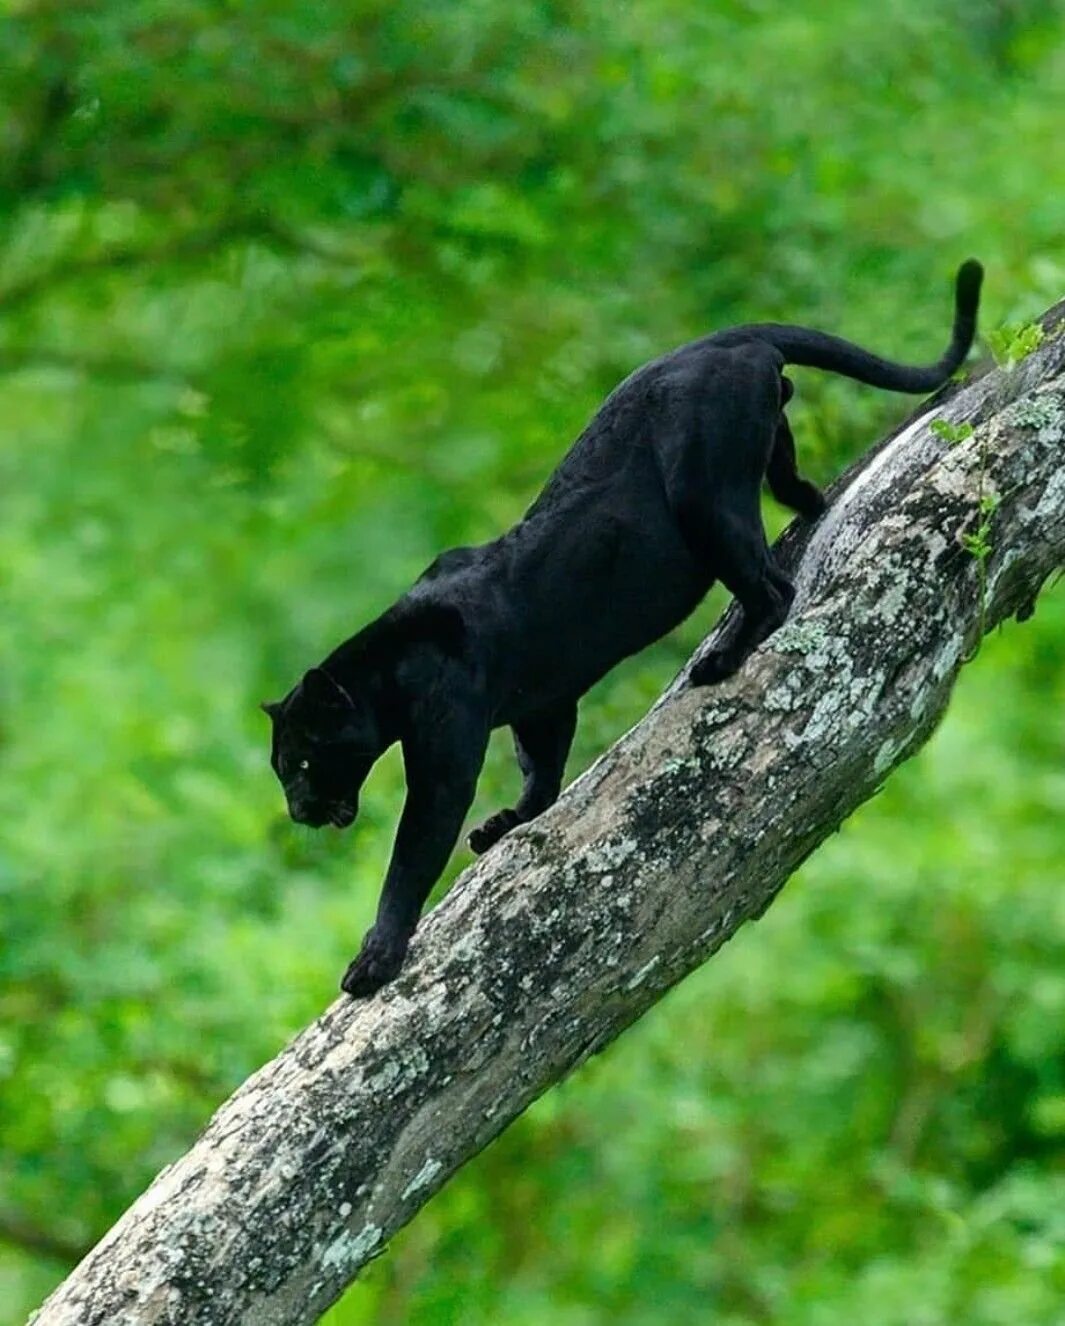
299 759 310 771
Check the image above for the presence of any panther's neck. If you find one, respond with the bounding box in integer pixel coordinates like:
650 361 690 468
318 597 465 742
326 595 466 673
322 609 400 678
317 610 404 733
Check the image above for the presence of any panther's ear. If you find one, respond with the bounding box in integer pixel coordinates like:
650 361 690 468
301 667 355 711
260 700 282 720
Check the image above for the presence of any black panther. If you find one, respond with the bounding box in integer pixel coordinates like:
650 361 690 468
264 260 982 997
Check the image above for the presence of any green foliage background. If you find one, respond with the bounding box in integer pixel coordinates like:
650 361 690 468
2 1 1064 1321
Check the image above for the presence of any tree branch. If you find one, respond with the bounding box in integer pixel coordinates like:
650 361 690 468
30 304 1065 1326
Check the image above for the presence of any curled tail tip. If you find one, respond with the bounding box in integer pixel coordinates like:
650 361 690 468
955 258 984 319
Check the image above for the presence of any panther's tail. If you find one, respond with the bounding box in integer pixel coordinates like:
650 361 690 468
711 260 983 393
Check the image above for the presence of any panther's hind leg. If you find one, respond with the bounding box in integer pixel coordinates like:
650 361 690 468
689 507 795 686
765 401 827 520
467 701 578 854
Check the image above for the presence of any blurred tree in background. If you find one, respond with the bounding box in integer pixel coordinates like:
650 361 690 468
1 1 1064 1321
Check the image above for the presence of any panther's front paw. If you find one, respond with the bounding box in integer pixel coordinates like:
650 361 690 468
468 808 520 855
689 650 739 687
340 925 409 998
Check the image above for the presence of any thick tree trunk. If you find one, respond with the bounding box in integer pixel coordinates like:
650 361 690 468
32 307 1065 1326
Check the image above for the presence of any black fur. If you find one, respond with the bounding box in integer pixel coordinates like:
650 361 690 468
264 260 983 997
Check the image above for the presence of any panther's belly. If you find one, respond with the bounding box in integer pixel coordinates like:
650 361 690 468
490 493 711 719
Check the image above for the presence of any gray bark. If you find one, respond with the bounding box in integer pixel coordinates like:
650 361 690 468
32 305 1065 1326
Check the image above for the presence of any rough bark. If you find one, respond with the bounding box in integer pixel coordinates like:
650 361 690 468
32 304 1065 1326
